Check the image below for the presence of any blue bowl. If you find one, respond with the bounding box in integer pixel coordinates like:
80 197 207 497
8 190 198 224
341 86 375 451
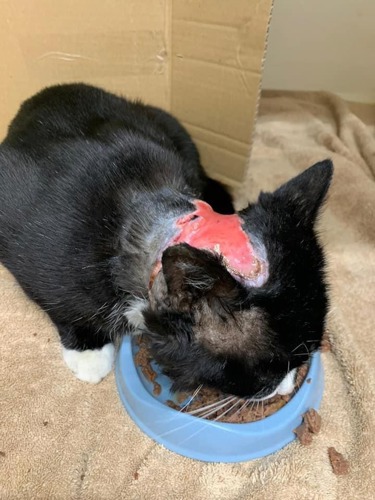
115 336 324 463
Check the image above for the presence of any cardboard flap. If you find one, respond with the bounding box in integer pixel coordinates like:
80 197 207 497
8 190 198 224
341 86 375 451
0 0 273 184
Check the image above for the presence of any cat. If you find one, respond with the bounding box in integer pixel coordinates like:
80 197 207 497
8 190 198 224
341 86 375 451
0 83 333 399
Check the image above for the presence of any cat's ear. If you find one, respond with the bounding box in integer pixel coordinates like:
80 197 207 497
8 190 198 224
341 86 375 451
242 160 333 227
271 160 333 224
161 243 238 310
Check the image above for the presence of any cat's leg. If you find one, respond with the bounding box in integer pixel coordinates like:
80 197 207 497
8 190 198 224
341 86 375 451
57 323 115 384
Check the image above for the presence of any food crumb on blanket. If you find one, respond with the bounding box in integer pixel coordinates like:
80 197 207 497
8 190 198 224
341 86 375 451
293 422 313 446
304 408 322 434
294 408 322 445
328 447 350 475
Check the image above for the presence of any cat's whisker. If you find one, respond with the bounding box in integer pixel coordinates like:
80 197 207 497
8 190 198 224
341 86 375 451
254 401 259 417
226 398 249 418
246 387 266 403
214 398 243 421
198 396 238 419
155 399 234 438
155 417 202 439
185 395 232 416
291 386 298 397
162 387 269 440
177 397 241 444
291 342 304 353
249 399 257 412
179 397 251 444
177 425 206 445
291 341 313 360
179 384 203 412
186 396 234 416
241 398 255 416
286 359 290 377
198 396 236 418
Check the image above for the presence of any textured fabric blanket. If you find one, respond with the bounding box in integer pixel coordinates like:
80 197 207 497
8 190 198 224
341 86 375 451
1 91 375 499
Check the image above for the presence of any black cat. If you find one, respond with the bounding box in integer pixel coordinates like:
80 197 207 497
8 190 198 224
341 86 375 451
0 83 332 398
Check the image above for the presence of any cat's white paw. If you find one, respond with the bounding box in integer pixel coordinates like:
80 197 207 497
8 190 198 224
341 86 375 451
62 343 115 383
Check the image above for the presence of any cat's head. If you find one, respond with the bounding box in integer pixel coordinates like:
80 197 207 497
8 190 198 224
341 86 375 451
143 160 333 399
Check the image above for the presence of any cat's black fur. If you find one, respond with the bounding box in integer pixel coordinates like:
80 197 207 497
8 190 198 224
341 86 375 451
0 83 333 398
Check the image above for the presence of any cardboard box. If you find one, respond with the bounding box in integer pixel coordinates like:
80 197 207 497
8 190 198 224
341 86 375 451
0 0 272 186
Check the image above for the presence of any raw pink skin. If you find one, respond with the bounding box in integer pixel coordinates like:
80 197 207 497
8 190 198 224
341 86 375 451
173 201 260 277
149 200 264 287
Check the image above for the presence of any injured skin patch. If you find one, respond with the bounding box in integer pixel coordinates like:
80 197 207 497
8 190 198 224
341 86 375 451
173 200 268 282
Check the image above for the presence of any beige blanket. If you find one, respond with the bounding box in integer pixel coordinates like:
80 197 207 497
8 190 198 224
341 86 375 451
1 91 375 499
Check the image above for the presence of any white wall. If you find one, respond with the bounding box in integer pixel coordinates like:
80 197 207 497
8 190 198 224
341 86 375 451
262 0 375 103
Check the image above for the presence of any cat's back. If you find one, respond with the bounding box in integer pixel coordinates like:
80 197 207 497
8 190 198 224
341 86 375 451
3 83 201 182
4 84 136 147
3 83 192 157
0 84 203 255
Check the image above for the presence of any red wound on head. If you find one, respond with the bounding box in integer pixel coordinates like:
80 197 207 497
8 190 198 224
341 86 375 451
172 201 262 279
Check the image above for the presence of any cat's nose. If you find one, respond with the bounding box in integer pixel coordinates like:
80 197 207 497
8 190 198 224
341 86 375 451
276 368 297 395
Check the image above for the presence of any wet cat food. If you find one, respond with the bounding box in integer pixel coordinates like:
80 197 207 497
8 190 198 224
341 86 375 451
320 331 332 352
328 447 350 475
303 408 321 434
135 338 309 423
293 422 313 446
294 408 322 445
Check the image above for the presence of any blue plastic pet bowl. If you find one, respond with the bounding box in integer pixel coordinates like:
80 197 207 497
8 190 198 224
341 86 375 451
115 336 324 463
